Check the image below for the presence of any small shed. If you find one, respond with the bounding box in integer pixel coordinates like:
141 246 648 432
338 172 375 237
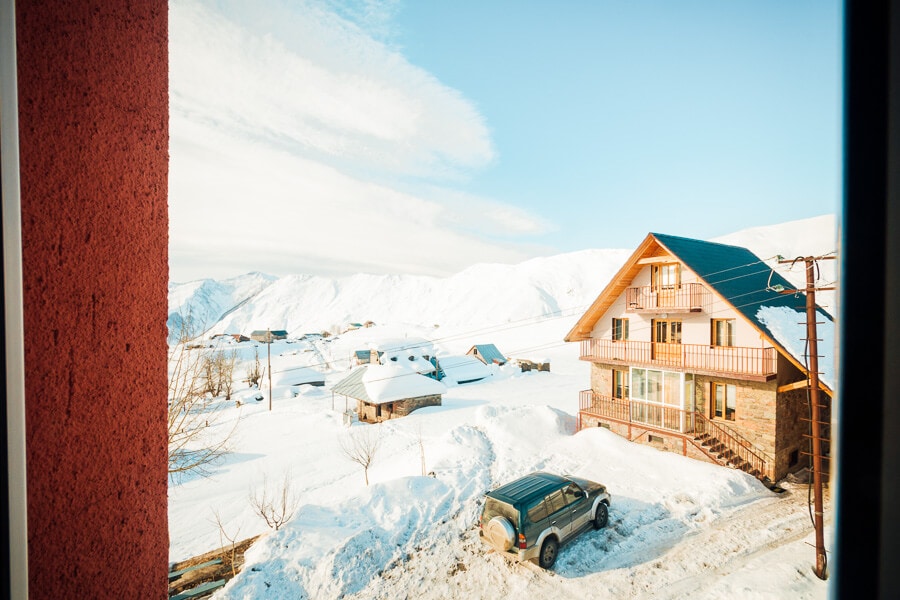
466 344 507 366
332 364 445 423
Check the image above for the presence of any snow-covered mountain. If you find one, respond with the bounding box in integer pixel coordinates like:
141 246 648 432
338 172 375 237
169 214 838 340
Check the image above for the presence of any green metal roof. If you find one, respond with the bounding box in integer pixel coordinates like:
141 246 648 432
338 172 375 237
486 472 566 506
651 233 834 341
331 366 370 403
469 344 507 365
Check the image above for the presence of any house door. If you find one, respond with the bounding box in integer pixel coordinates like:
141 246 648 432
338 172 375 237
652 319 682 364
652 263 681 308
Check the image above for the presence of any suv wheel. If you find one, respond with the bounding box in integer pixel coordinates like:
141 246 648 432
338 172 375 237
538 537 558 569
592 502 609 529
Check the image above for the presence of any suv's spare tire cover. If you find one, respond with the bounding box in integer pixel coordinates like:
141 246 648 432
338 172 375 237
485 516 516 551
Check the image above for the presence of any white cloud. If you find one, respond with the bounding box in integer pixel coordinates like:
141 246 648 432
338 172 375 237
169 0 554 281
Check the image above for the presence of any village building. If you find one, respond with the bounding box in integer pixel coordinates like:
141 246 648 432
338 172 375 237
351 337 437 375
466 343 507 366
249 329 288 343
332 363 446 423
564 233 834 485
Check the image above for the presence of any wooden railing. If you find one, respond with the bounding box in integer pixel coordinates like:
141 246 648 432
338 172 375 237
691 410 772 480
579 339 777 378
625 283 711 313
578 390 773 480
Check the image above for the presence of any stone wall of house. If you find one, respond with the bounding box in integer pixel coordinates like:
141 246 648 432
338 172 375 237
393 394 442 417
358 395 442 423
590 363 613 396
694 375 778 470
774 354 832 479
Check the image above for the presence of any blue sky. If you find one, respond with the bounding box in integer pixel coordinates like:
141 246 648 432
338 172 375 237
168 0 842 282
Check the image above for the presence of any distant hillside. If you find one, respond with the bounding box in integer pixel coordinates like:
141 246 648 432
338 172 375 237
168 214 838 341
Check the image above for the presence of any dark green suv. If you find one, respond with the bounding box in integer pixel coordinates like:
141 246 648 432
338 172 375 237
479 471 611 569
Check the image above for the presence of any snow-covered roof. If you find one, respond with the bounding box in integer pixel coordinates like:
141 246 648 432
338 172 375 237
271 366 326 386
756 305 834 390
438 355 492 383
332 364 446 405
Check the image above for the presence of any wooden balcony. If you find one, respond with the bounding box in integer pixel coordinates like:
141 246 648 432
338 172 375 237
578 339 777 380
625 283 711 314
578 390 773 481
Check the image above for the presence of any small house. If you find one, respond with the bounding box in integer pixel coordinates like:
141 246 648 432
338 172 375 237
331 363 446 423
466 344 507 366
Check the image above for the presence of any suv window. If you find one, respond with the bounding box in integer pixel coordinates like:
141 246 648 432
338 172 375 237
526 498 548 523
544 489 567 515
562 483 584 506
483 497 517 524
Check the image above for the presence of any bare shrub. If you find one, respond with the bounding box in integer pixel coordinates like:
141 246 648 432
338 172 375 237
250 471 298 531
212 509 242 577
339 426 382 486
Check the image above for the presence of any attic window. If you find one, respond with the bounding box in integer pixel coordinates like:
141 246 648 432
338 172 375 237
408 355 415 361
390 356 398 362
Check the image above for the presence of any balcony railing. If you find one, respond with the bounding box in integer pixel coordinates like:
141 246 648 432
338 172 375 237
578 390 772 479
578 389 693 434
579 339 777 378
625 283 711 313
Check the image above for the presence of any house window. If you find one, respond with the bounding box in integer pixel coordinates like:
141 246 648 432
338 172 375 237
712 382 736 421
612 369 629 399
612 318 629 341
652 263 681 291
711 319 735 347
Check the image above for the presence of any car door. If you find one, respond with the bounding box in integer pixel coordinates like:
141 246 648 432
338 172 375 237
561 482 590 534
543 489 573 539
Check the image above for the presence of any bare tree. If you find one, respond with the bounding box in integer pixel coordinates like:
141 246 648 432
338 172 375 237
246 347 261 387
216 349 237 400
212 509 242 577
168 341 237 479
339 426 382 486
416 425 427 477
249 471 299 531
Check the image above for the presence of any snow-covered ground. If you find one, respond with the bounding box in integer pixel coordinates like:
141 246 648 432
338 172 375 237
168 215 838 599
169 324 832 599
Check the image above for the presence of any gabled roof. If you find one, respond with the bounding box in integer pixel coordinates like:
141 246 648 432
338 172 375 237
467 344 507 365
565 233 834 390
331 364 446 405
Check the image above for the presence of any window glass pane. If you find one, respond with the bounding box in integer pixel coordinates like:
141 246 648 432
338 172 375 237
646 370 662 403
664 371 681 405
632 368 646 401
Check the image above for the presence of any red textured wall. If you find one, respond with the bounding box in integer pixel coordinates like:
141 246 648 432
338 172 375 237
16 1 169 597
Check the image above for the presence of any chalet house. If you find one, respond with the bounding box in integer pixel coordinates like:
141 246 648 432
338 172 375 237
467 344 507 366
250 329 288 343
564 233 834 485
332 363 446 423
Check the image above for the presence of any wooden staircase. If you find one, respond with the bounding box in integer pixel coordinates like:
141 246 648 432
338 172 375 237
688 413 776 488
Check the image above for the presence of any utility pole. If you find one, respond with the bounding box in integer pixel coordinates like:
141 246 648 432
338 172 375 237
779 255 836 580
267 328 272 411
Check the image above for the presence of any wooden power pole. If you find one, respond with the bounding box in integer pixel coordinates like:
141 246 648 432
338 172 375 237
779 255 836 580
267 328 272 411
